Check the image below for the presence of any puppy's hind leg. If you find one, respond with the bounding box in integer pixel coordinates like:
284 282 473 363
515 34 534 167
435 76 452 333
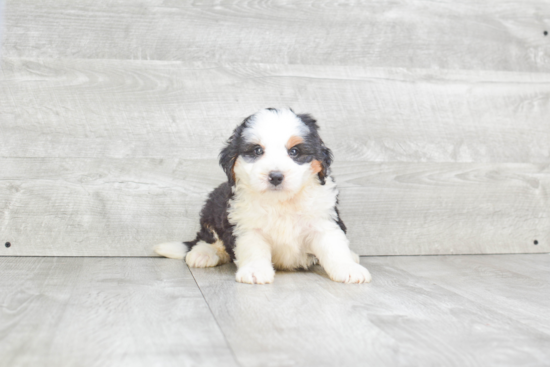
185 240 231 268
154 239 230 268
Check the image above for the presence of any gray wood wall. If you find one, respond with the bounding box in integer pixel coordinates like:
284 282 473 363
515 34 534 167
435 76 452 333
1 0 549 256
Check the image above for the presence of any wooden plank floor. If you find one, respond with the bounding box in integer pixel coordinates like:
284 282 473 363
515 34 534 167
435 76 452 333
0 257 238 367
1 255 549 367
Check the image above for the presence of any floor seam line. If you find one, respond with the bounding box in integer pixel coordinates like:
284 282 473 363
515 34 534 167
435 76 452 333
188 266 243 367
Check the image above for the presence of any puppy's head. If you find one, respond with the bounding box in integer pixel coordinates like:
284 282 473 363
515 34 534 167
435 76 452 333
219 108 332 197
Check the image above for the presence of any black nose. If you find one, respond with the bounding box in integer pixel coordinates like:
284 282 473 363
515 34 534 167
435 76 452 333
268 171 284 186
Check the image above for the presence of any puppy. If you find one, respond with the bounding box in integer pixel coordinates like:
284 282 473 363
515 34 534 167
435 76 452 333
155 108 371 284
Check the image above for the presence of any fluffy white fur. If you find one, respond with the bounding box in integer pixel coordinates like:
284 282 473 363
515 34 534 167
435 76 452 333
155 239 231 268
155 108 371 285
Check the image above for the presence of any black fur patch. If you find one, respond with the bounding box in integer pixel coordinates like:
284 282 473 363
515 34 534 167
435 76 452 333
219 114 260 186
334 206 347 234
184 182 237 259
219 124 246 186
295 114 333 185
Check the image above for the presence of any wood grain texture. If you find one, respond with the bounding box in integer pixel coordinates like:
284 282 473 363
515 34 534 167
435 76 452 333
465 253 550 279
0 158 219 256
0 257 239 367
1 58 550 162
4 0 550 72
377 254 550 335
336 161 550 256
2 1 549 258
0 158 547 256
190 255 550 367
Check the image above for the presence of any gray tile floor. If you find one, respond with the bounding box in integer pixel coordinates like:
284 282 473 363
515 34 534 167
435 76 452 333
1 254 549 367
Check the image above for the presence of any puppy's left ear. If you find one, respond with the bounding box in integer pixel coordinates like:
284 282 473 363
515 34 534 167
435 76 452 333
219 123 245 186
318 141 333 185
296 113 333 185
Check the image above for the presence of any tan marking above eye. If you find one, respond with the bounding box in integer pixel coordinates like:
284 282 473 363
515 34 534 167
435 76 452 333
311 160 322 173
286 135 303 149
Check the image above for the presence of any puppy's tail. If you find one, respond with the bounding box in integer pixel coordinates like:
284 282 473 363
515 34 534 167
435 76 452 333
154 241 189 260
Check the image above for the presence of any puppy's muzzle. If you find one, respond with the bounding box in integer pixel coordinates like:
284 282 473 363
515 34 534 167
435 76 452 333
268 171 284 186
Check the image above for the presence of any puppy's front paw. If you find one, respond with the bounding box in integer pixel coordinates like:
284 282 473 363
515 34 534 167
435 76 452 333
236 264 275 284
326 262 372 284
350 250 360 264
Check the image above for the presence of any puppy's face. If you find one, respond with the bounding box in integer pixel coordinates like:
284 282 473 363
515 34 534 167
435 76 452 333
220 108 332 197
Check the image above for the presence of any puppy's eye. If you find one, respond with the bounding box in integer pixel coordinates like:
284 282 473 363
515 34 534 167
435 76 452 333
254 146 264 156
289 147 299 157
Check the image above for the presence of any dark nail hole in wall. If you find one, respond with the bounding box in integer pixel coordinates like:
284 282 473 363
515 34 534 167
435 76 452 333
5 242 11 248
534 240 539 245
544 31 548 36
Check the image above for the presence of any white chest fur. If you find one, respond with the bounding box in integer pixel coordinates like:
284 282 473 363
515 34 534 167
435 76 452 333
228 177 340 270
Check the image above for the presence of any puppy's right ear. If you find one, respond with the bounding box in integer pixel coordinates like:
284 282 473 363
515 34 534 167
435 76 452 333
219 123 246 186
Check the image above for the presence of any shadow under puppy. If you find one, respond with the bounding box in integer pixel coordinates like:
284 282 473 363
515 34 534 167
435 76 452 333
155 108 371 284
